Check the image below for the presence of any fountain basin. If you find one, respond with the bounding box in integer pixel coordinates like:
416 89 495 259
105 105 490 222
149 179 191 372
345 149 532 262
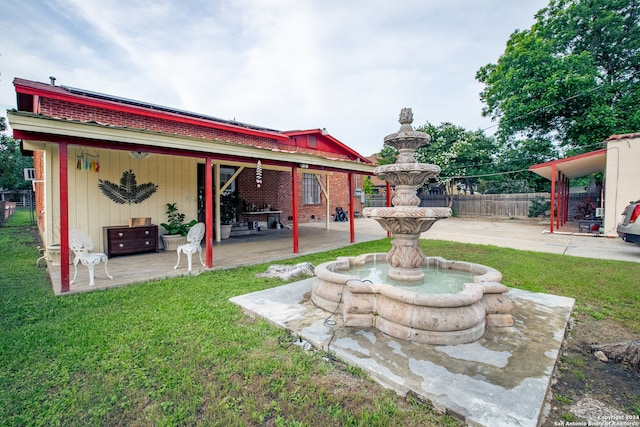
311 253 513 345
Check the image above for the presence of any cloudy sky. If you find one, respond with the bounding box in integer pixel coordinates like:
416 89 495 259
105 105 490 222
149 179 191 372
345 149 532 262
0 0 548 156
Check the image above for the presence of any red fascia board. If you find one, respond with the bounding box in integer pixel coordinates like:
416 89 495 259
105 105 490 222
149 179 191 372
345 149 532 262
13 81 290 141
13 129 372 174
529 148 607 171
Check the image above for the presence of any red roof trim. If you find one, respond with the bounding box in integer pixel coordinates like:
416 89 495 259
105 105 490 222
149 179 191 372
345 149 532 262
282 129 371 163
529 148 607 171
13 78 290 141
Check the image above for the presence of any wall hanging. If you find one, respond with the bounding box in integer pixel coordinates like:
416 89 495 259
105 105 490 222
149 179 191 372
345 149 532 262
256 160 263 188
76 148 100 172
98 169 158 204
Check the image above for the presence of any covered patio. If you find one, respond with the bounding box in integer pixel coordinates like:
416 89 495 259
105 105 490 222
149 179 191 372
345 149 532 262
529 149 606 234
9 78 377 294
44 219 389 295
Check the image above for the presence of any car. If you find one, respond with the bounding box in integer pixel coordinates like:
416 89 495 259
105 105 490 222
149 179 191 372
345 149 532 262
617 199 640 245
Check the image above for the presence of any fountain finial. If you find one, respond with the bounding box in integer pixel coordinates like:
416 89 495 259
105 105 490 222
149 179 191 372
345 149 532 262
399 108 413 124
398 108 414 133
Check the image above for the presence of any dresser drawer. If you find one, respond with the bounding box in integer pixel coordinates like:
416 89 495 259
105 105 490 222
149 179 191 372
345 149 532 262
103 225 158 257
107 227 156 241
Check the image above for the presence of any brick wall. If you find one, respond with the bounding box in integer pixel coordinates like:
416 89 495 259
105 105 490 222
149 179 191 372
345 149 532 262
40 98 281 149
235 168 363 224
39 98 352 160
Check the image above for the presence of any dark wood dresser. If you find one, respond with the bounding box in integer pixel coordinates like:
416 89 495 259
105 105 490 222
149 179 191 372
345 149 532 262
103 225 158 257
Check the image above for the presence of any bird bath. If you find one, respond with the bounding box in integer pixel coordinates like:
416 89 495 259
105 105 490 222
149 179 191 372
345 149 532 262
311 108 513 345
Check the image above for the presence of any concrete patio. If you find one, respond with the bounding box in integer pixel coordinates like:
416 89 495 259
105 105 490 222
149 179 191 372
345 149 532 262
45 220 388 295
230 278 575 427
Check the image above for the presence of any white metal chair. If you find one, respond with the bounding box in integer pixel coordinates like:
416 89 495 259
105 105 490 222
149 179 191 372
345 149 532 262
174 222 206 271
69 230 112 286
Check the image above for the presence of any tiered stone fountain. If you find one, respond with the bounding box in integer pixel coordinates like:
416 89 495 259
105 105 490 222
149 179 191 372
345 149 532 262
311 108 513 345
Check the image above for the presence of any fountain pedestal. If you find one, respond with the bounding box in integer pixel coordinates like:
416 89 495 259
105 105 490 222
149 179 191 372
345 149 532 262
311 108 513 345
362 109 451 280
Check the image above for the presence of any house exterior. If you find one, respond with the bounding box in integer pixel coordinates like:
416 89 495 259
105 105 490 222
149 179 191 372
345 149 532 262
8 78 376 292
529 133 640 236
603 134 640 235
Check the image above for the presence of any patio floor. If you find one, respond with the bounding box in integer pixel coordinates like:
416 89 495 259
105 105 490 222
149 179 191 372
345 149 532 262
45 220 388 295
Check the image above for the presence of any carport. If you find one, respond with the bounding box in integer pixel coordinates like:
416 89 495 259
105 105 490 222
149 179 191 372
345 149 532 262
529 149 606 233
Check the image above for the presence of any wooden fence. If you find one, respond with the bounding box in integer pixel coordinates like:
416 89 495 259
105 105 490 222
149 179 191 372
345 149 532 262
422 193 549 218
0 201 17 227
365 192 599 219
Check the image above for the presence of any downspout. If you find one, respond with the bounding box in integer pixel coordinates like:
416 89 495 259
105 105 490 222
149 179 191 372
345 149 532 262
60 142 70 292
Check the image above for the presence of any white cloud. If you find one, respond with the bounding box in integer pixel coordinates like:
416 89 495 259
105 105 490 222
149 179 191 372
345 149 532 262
0 0 548 155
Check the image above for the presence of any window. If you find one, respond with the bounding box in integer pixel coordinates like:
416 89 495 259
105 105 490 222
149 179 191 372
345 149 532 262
220 167 236 194
303 173 321 205
307 135 317 148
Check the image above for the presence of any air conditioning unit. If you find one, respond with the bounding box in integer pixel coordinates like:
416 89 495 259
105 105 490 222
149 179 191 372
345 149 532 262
595 207 604 218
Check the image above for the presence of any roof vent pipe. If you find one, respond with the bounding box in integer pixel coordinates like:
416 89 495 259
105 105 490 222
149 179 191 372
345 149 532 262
49 76 56 86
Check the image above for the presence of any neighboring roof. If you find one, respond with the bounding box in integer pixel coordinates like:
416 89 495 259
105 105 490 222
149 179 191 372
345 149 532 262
529 148 607 180
282 129 371 164
606 133 640 141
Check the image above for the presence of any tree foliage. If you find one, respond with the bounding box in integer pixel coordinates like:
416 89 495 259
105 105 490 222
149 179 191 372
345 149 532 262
477 0 640 153
374 121 556 194
0 117 33 190
414 122 497 194
377 122 499 194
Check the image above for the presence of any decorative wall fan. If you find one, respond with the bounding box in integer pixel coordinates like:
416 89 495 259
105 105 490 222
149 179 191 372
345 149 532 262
98 169 158 204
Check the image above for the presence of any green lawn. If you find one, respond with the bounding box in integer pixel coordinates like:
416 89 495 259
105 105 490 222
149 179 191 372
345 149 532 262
1 208 638 426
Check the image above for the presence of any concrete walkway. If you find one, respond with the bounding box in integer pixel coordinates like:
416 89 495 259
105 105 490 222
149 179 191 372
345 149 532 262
421 217 640 263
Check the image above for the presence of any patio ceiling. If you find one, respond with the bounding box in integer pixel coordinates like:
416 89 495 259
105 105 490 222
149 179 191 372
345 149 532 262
529 148 607 180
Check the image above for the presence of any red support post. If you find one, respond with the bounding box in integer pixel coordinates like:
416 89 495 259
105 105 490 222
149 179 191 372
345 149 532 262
557 173 564 229
205 157 213 267
556 170 562 231
549 164 556 234
564 175 568 226
291 166 299 253
60 142 70 293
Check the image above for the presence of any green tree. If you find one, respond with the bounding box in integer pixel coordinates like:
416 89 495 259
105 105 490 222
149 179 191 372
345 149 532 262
414 122 498 195
0 117 33 190
477 0 640 153
485 137 558 193
362 176 375 194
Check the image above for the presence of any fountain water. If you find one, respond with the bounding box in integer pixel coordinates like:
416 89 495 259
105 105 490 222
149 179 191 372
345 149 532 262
311 108 513 345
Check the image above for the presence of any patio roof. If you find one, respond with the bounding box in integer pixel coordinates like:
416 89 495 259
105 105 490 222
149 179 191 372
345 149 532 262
529 148 607 180
9 111 376 175
529 148 607 234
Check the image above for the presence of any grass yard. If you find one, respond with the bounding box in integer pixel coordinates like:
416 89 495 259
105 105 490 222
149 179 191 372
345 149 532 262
1 208 639 426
